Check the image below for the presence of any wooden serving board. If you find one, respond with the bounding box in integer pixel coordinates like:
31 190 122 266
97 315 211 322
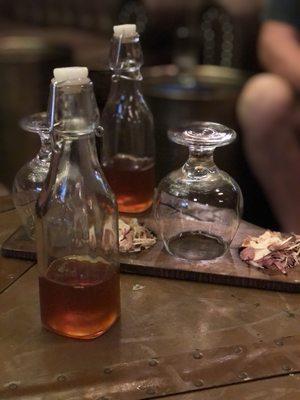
2 219 300 292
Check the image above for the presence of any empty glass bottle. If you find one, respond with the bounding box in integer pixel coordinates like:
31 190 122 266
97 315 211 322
36 67 120 340
101 24 155 214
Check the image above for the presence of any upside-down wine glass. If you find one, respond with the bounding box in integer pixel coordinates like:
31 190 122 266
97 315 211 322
154 121 243 261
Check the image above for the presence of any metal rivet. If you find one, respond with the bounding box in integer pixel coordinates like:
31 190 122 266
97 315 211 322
194 379 204 387
8 383 18 390
103 367 113 374
192 349 203 360
57 375 67 383
238 372 249 380
148 358 159 367
8 274 15 280
146 387 156 395
233 345 243 354
274 339 284 346
137 385 146 391
282 365 292 372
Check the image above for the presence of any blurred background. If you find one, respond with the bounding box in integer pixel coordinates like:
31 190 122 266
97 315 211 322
0 0 277 228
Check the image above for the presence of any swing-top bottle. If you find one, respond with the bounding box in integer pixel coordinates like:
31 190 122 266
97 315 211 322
36 67 120 340
101 24 155 213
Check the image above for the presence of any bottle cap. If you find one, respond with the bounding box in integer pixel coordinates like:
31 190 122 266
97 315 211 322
53 67 89 83
113 24 137 39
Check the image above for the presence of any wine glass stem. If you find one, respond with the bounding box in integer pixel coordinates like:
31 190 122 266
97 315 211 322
38 133 52 163
183 147 215 176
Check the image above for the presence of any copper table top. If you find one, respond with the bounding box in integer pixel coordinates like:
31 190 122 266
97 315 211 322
1 197 300 399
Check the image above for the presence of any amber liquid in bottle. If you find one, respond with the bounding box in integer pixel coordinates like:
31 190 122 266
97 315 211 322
39 256 120 340
103 154 155 213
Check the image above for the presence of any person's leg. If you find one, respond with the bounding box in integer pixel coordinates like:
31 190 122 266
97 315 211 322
237 73 300 232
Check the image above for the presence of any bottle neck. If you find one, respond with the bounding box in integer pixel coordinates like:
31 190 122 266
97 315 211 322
183 146 216 177
113 68 143 81
53 131 99 166
109 34 143 81
110 72 142 95
42 77 102 193
50 79 100 136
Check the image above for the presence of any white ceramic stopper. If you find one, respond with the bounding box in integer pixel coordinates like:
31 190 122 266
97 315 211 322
53 66 88 83
113 24 137 38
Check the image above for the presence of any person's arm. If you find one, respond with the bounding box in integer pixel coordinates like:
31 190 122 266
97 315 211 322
258 20 300 90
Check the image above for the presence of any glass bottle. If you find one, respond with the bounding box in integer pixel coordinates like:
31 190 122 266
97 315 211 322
12 112 52 239
154 122 243 261
101 24 155 214
36 67 120 340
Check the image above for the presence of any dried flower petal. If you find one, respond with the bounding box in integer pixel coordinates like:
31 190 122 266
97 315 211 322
118 218 157 253
240 230 300 274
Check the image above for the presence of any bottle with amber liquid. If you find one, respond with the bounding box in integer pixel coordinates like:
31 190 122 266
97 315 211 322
101 24 155 213
36 67 120 340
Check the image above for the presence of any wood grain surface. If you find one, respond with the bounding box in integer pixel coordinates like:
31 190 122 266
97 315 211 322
0 201 35 293
2 216 300 292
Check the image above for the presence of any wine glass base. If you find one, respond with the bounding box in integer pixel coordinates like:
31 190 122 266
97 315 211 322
166 231 227 261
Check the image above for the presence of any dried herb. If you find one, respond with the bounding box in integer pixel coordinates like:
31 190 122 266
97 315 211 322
119 218 156 253
240 230 300 274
